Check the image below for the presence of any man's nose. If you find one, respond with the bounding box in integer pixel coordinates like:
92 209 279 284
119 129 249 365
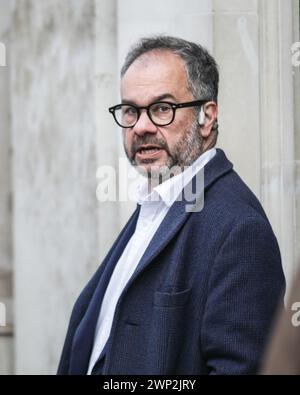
133 110 157 136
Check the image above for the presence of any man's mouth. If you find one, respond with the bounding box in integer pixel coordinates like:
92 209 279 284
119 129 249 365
135 145 164 160
137 145 162 154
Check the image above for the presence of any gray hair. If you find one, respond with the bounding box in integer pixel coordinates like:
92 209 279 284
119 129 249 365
121 35 219 103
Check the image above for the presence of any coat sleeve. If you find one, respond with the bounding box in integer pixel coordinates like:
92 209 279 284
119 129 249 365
200 216 285 375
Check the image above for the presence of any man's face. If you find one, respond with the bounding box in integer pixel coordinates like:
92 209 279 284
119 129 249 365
121 50 204 179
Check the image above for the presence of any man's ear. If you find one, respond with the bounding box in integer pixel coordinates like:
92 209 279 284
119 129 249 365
199 102 218 138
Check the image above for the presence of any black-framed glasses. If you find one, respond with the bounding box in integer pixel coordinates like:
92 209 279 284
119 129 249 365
108 99 209 128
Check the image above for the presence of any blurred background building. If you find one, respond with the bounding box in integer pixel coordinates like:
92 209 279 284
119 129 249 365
0 0 299 374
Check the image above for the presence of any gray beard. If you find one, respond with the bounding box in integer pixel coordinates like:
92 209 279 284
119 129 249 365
125 120 204 182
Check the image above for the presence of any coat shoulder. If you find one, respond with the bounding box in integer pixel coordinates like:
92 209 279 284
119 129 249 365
202 168 269 225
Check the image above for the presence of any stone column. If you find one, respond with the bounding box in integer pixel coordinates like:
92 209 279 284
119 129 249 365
10 0 103 374
0 0 13 375
259 0 296 291
94 0 119 262
213 0 261 197
293 0 300 274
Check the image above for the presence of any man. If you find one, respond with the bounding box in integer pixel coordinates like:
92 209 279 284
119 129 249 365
58 36 285 375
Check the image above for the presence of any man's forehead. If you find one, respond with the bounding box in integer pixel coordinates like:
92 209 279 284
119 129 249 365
122 50 186 79
121 50 189 100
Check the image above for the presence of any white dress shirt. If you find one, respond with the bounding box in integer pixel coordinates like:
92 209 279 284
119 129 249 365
87 148 216 374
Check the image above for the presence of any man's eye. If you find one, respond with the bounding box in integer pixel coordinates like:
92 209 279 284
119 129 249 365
159 105 171 112
152 104 171 113
123 107 137 115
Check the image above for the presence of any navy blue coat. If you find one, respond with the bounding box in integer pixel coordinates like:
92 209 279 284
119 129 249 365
58 149 285 375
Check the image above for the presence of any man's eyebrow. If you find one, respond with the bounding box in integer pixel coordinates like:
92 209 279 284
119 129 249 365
153 93 177 102
121 93 177 105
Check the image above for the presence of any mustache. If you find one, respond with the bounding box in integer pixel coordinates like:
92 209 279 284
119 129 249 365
131 136 170 156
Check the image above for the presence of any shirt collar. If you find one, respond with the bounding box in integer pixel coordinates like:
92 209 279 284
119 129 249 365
136 148 216 207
